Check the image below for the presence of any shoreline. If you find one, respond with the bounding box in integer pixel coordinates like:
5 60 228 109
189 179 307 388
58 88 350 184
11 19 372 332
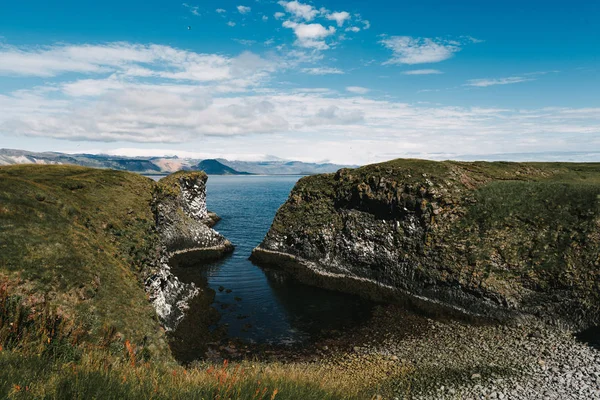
170 294 600 399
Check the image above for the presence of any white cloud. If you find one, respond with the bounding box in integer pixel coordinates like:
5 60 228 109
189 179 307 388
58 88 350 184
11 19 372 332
6 85 599 164
465 36 484 44
353 14 370 30
262 15 269 21
292 88 334 93
1 88 290 142
216 8 226 13
227 21 236 27
282 21 335 49
3 82 600 165
402 69 443 75
234 39 256 46
302 67 344 75
326 11 351 27
465 76 535 87
1 41 598 165
182 3 200 16
346 86 370 94
274 12 285 19
345 26 360 33
278 1 318 21
0 43 275 88
307 105 364 125
237 5 251 14
0 43 131 77
61 77 126 97
381 36 461 65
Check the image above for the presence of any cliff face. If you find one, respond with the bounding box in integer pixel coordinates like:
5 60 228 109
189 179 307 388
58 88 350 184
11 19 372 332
252 159 600 329
0 165 233 359
146 171 233 330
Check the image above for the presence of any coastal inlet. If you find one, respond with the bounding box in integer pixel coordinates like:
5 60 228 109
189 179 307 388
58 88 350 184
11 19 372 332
148 175 376 361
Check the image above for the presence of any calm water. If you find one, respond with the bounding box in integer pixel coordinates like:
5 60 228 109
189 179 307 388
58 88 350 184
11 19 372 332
177 175 374 345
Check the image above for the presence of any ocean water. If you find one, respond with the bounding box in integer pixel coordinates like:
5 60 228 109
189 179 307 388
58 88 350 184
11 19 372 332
181 175 374 345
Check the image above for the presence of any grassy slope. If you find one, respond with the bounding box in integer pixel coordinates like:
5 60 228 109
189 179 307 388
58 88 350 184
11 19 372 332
0 165 168 356
269 159 600 322
0 165 368 399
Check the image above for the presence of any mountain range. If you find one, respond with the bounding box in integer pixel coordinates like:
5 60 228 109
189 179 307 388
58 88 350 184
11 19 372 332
0 149 355 175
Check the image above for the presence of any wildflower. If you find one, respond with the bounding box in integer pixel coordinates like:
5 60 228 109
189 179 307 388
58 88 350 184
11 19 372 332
271 388 279 400
124 340 136 367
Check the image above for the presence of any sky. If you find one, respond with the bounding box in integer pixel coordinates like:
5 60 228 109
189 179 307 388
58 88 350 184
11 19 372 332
0 0 599 164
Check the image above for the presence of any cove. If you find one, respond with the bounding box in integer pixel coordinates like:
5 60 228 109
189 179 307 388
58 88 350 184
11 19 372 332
162 175 375 361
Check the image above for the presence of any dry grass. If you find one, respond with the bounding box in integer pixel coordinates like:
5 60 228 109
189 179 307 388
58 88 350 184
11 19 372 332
0 283 410 399
1 348 413 399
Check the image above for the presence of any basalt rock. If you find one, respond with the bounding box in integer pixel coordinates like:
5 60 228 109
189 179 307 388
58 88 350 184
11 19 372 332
154 171 233 259
145 171 233 330
252 159 600 330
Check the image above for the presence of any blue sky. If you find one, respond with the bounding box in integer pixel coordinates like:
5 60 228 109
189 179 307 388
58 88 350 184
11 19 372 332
0 0 598 164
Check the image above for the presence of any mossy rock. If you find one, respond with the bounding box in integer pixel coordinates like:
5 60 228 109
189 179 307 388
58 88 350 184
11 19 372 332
255 159 600 329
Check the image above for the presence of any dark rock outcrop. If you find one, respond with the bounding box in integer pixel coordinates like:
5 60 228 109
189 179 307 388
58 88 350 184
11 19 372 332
154 171 233 259
252 159 600 330
145 171 233 330
196 159 251 175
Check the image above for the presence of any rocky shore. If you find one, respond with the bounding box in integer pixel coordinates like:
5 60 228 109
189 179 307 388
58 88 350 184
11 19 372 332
179 298 600 399
375 313 600 399
248 159 600 398
145 171 233 331
252 159 600 331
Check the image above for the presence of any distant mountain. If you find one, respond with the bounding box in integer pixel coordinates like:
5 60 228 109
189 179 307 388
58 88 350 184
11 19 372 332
196 159 250 175
217 159 356 175
0 149 161 172
0 149 355 175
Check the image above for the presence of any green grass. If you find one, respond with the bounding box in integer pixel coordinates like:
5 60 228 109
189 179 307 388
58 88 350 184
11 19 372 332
0 280 368 399
0 165 167 358
0 165 393 399
0 351 346 400
266 159 600 324
454 180 600 305
5 161 599 399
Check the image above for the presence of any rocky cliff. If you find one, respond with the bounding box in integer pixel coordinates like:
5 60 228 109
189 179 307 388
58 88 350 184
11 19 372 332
146 171 233 330
0 165 233 359
252 159 600 330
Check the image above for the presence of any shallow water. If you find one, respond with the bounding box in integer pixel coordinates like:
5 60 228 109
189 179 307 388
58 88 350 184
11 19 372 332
171 175 375 346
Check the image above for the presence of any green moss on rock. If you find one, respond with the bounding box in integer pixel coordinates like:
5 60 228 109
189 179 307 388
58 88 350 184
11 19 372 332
254 159 600 329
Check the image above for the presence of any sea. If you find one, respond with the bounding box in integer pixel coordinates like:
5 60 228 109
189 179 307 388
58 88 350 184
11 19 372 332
154 174 374 345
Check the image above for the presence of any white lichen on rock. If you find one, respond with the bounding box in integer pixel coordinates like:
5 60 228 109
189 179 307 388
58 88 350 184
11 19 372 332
145 171 233 331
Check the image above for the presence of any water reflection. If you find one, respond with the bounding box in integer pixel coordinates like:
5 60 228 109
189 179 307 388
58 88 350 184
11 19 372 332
262 268 375 340
167 175 376 361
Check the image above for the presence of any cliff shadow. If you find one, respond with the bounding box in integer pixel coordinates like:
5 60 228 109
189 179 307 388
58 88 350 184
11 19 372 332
167 255 232 364
576 325 600 350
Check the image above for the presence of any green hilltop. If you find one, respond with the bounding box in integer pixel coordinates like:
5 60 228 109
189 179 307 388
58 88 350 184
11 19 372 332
0 165 169 356
256 159 600 328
